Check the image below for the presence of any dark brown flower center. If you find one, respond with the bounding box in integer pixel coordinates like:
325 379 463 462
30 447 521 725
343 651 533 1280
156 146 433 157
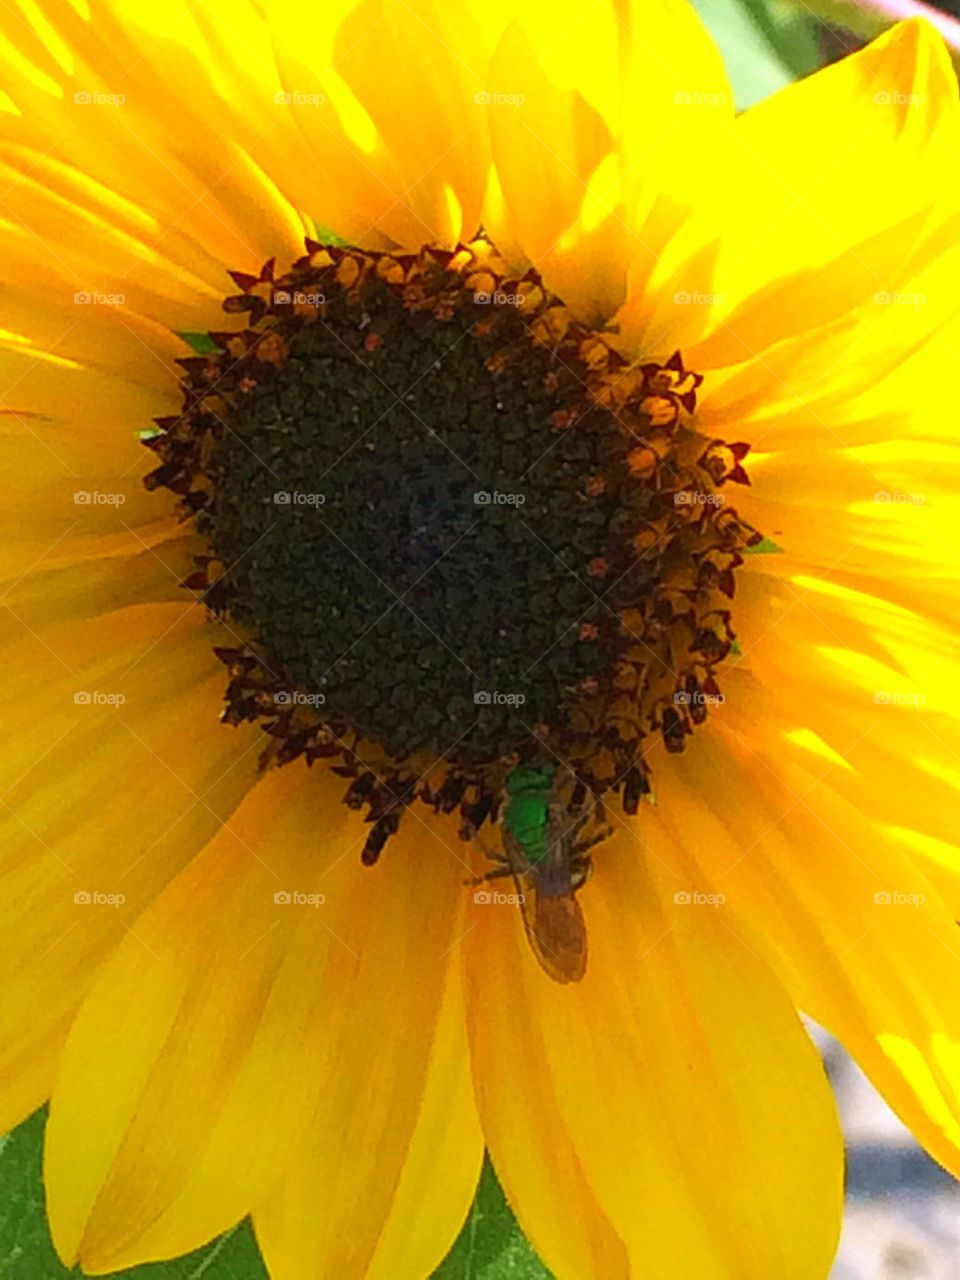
144 237 761 859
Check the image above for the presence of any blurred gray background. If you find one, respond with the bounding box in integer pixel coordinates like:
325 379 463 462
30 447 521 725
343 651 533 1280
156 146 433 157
819 1029 960 1279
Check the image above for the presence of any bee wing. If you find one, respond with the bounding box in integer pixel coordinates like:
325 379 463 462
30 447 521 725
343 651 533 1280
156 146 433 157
517 882 587 984
500 830 588 983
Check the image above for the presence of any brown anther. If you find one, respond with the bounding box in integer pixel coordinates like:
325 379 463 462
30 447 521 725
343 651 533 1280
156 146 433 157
639 395 679 428
662 706 687 753
632 527 661 553
627 446 659 479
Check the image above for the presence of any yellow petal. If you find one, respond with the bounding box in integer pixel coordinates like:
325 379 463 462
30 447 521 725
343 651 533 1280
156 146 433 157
730 569 960 880
46 764 335 1271
0 603 260 1134
0 233 194 579
891 827 960 918
647 700 960 1179
622 19 960 360
46 766 479 1275
1 0 514 281
253 810 482 1279
483 5 625 322
671 19 960 366
465 830 843 1278
697 228 960 614
487 0 731 324
352 963 484 1280
316 0 495 247
0 0 312 327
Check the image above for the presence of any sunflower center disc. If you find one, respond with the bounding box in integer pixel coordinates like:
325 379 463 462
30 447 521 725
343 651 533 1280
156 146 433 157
147 238 759 848
204 273 628 763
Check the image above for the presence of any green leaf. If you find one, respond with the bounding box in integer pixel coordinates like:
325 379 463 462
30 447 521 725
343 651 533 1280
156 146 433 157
0 1109 268 1280
744 536 785 554
739 0 822 80
692 0 799 108
175 331 219 355
309 222 354 248
432 1158 553 1279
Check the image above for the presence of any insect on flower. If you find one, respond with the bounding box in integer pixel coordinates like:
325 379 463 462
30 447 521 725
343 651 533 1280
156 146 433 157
470 763 612 983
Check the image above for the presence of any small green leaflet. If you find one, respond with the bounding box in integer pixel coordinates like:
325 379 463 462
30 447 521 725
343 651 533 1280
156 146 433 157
433 1159 553 1279
744 536 785 555
1 1111 548 1280
310 222 354 248
175 331 220 355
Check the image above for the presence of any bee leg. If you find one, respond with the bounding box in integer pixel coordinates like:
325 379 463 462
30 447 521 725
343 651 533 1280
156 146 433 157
574 825 614 855
464 865 515 887
463 838 512 886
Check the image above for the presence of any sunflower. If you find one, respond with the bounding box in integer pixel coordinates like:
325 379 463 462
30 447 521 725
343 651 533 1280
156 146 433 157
3 0 960 1275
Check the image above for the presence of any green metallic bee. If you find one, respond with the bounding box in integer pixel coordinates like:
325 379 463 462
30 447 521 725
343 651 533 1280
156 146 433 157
473 763 610 984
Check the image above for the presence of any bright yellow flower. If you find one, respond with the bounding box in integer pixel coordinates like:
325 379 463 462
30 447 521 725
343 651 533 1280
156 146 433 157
1 2 959 1277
